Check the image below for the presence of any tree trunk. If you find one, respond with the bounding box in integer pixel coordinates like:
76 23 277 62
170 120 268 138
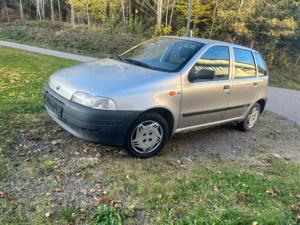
233 0 245 43
209 0 218 38
4 0 9 22
58 0 62 21
41 0 45 20
165 0 169 28
128 0 131 23
193 0 201 31
157 0 163 26
121 0 126 27
106 1 110 21
71 1 75 24
295 54 300 67
20 0 24 20
169 0 176 27
86 0 90 27
50 0 54 21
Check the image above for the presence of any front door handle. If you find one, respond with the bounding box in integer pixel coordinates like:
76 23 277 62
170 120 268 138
224 85 230 89
254 82 258 86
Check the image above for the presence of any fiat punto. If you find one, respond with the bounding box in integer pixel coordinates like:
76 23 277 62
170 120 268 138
44 37 268 158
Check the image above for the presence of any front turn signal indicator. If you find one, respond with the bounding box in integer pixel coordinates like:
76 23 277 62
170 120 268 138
169 91 176 96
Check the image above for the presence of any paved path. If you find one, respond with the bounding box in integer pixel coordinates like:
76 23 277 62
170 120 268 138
0 40 96 62
266 87 300 125
1 41 299 125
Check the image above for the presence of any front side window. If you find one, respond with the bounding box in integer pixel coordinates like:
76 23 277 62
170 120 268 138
254 53 267 76
194 46 230 79
117 38 204 72
233 48 256 78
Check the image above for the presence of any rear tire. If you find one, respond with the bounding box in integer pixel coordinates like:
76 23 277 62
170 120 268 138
124 112 169 158
237 103 261 131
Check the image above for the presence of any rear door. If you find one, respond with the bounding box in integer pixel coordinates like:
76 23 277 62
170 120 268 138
179 45 232 128
223 48 260 119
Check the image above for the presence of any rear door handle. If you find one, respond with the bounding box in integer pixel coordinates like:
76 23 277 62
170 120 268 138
254 82 258 86
224 85 230 89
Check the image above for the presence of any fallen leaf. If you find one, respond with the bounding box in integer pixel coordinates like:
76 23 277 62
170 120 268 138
126 175 129 179
215 170 222 175
52 163 60 168
80 214 85 220
51 139 64 145
27 136 41 140
55 174 61 179
95 183 101 189
102 149 110 154
24 158 31 162
14 163 20 166
74 181 78 185
47 202 52 206
291 204 299 210
264 163 271 166
213 185 219 193
55 188 62 192
180 164 186 169
46 193 51 196
44 171 49 176
16 187 24 191
158 195 162 199
290 193 293 197
296 194 300 198
114 203 120 207
101 198 112 204
238 192 246 201
0 192 7 198
81 190 87 194
128 205 134 210
167 204 173 209
87 164 93 168
45 212 50 217
102 191 107 195
90 189 95 194
252 222 258 225
212 205 219 210
18 153 25 156
75 173 80 176
193 195 199 200
266 188 274 195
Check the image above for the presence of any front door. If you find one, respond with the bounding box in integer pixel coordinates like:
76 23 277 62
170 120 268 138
179 45 232 128
223 48 260 120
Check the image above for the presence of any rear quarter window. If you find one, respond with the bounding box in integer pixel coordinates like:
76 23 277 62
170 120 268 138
254 53 268 76
233 48 256 78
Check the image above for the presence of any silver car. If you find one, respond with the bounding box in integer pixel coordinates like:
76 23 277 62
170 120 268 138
44 37 268 158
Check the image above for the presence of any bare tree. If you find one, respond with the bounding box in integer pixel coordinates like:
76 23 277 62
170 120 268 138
71 0 75 24
50 0 54 21
58 0 61 21
12 0 24 19
3 0 10 22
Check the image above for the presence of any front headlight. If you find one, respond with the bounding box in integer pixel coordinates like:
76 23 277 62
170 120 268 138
71 92 117 110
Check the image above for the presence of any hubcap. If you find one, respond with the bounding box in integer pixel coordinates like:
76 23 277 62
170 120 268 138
130 120 163 154
247 107 259 129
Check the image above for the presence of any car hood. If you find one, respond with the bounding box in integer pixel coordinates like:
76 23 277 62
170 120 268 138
49 58 168 100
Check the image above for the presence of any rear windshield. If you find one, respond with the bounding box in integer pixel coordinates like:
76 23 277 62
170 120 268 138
116 37 205 72
254 53 268 76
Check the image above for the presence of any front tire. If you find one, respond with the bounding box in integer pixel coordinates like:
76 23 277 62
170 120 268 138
124 112 169 158
237 103 261 131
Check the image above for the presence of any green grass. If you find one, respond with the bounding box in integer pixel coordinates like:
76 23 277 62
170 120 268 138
268 66 300 91
0 46 79 129
105 157 300 224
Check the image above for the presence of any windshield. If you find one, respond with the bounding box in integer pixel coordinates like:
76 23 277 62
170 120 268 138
116 37 205 72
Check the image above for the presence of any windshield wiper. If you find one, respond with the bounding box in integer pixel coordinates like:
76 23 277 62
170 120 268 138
124 59 155 70
114 55 125 62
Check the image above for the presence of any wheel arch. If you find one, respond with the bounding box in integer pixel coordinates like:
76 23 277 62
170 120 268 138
257 97 268 114
134 107 175 138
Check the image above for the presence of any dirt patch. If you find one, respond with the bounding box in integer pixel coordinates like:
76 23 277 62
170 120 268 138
1 111 300 223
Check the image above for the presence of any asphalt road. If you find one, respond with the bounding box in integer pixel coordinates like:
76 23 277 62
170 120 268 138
1 41 299 125
266 87 300 125
0 40 96 62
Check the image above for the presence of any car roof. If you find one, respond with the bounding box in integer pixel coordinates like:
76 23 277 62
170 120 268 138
159 36 257 52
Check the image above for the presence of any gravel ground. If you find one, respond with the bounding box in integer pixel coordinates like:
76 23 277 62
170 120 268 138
1 111 300 224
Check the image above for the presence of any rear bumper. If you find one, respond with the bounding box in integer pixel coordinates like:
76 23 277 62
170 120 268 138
44 84 142 146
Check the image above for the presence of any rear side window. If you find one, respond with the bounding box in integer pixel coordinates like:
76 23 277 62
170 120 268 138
255 53 267 76
195 46 230 79
233 48 256 78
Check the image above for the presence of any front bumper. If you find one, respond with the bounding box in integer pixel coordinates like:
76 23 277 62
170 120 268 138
44 84 142 146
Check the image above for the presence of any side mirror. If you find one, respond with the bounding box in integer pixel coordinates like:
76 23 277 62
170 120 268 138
189 67 215 82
